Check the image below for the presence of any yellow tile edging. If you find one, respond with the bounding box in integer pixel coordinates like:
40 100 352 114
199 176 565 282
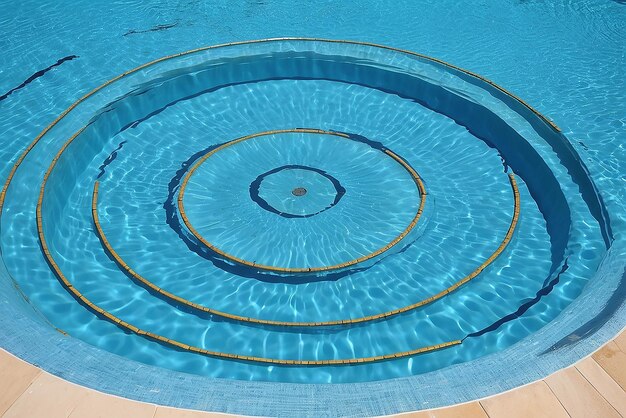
177 128 426 273
0 37 560 215
92 171 519 327
39 184 463 364
35 141 461 365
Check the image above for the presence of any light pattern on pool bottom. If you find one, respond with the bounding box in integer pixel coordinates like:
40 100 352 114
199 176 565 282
0 40 609 383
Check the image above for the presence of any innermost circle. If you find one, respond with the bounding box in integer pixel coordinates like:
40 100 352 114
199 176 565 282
292 187 307 197
251 165 344 218
179 128 426 272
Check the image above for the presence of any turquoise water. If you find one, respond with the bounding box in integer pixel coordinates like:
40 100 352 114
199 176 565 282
0 0 624 393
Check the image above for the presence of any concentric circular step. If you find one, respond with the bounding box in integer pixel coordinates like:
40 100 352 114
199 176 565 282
0 39 608 383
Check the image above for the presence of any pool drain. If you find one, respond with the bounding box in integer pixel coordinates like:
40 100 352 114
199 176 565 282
292 187 307 197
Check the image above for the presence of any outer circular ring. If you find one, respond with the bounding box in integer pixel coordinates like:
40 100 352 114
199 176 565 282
0 38 532 367
92 173 518 328
177 128 427 273
2 38 616 418
26 40 520 336
0 36 561 214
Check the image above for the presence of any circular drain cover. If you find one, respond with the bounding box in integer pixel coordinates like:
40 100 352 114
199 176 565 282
292 187 307 197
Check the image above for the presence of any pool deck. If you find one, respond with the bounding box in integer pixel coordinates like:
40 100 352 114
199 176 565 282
0 328 624 417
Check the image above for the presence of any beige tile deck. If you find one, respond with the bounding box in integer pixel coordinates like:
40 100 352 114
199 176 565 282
154 407 233 417
0 350 41 416
545 366 621 418
592 341 626 391
401 402 488 417
614 331 626 354
68 390 157 418
3 373 88 418
0 328 624 417
480 381 569 418
576 357 626 417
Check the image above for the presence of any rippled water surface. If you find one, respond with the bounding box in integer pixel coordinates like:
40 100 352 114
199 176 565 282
0 0 624 390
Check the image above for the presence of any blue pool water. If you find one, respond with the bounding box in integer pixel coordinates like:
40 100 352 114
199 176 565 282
0 1 624 415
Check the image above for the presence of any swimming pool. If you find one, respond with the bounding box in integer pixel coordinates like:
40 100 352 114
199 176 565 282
0 1 624 416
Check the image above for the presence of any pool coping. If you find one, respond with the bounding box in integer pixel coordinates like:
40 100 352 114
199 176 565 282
1 327 624 417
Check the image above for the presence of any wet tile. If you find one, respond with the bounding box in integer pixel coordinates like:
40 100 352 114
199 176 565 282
545 366 620 418
3 372 88 418
69 388 157 418
480 381 568 418
613 330 626 354
592 341 626 391
0 349 41 416
576 357 626 417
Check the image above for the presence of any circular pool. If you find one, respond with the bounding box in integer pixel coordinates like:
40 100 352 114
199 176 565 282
0 38 620 414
